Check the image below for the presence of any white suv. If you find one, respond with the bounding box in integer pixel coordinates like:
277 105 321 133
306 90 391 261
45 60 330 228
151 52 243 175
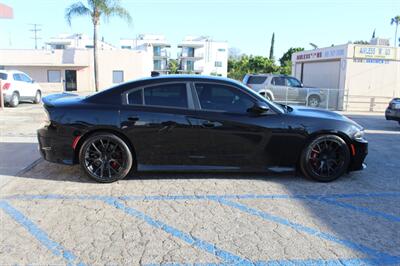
0 70 42 107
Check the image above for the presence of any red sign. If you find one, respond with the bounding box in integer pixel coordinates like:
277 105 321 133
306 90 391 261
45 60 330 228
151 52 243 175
296 52 322 60
0 3 13 19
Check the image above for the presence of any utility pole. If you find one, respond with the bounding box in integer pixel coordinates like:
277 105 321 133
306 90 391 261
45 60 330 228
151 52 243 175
29 23 42 49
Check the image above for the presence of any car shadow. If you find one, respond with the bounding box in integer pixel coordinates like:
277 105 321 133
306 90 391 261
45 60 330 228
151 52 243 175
4 114 400 263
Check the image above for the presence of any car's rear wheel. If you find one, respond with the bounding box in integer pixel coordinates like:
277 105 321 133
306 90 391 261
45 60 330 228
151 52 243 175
33 90 41 104
300 135 350 182
79 133 133 183
9 92 19 107
307 95 320 108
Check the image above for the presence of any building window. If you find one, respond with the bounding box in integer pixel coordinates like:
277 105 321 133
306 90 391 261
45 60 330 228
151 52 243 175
215 61 222 67
121 45 132 49
85 45 94 49
153 46 161 56
47 70 61 82
153 60 162 70
218 48 226 52
186 60 194 71
112 70 124 83
54 44 65 49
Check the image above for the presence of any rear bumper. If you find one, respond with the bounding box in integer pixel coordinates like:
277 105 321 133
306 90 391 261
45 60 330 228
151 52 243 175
349 139 368 171
385 108 400 122
37 127 76 165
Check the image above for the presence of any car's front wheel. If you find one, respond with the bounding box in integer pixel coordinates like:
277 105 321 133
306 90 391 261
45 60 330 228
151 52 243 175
300 135 350 182
79 133 133 183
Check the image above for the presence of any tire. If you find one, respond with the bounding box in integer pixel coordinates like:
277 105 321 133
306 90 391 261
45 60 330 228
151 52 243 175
260 92 272 101
33 90 41 104
9 92 19 107
79 133 133 183
307 95 320 108
300 135 350 182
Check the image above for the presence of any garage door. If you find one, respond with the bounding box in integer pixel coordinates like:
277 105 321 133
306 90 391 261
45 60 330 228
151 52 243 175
302 60 340 89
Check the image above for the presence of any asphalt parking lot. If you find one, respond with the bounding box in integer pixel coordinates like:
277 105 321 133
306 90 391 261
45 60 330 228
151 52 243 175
0 104 399 265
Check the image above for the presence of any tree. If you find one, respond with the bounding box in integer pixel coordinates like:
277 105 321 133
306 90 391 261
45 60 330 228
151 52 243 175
168 59 179 74
228 55 278 81
279 47 304 67
391 15 400 47
269 32 275 60
372 29 376 39
65 0 132 91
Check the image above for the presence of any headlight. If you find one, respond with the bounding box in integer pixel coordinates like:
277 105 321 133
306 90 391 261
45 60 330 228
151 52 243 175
353 129 365 141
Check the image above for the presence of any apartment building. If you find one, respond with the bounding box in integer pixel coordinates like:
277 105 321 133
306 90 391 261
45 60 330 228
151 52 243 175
178 36 228 77
46 33 116 50
120 34 171 74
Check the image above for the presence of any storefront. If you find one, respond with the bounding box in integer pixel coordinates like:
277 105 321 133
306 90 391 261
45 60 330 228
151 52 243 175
292 40 399 111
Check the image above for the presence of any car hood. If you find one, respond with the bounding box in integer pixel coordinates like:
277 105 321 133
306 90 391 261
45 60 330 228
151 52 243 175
288 105 363 129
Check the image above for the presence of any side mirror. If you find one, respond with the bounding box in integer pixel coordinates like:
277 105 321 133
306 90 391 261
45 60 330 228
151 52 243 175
249 102 270 114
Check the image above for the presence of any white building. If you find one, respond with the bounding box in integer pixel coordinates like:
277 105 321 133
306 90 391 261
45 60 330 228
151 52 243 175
120 34 171 74
46 33 116 50
178 36 228 77
292 38 399 111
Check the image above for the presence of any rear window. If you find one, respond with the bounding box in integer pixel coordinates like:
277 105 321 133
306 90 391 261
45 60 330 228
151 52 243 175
246 76 267 84
0 73 7 80
144 83 188 108
127 89 143 105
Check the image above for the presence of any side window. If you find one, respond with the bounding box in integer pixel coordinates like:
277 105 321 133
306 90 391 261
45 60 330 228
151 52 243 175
144 83 188 108
287 77 302 87
195 83 254 114
20 74 32 83
127 89 143 105
13 73 22 81
272 77 286 86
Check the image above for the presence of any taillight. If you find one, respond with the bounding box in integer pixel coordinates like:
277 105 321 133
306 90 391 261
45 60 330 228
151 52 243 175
2 83 10 90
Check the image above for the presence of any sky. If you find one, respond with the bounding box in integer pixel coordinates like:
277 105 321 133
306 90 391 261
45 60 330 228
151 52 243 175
0 0 399 61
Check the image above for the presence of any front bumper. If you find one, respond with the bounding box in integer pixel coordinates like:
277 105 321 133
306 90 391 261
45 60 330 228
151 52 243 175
349 139 368 171
37 127 76 165
385 108 400 122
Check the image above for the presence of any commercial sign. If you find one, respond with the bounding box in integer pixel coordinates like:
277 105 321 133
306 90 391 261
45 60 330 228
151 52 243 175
354 46 396 60
296 48 345 61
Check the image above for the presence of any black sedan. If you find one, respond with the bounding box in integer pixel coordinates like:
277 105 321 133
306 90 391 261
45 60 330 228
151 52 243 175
38 75 367 183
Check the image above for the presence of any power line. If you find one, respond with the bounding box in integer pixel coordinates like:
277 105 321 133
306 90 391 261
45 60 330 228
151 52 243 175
29 23 42 49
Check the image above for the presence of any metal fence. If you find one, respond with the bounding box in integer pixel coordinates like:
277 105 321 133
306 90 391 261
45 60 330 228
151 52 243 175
261 87 392 112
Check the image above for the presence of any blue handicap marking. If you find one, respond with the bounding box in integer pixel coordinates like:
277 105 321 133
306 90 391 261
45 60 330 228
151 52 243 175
0 200 86 266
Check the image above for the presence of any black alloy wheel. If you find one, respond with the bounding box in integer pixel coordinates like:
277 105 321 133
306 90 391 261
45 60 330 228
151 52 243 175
79 133 133 182
300 135 350 182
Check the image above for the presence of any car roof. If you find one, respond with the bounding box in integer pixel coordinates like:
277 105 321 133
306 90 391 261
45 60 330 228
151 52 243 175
0 70 23 74
246 73 290 77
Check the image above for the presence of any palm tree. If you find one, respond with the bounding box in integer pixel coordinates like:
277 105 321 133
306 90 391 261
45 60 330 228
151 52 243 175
65 0 132 91
391 15 400 47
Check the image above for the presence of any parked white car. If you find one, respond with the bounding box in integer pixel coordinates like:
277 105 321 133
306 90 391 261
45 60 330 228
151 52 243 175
0 70 42 107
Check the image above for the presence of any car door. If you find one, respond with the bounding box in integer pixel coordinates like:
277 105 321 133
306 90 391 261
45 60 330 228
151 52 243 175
20 73 36 98
12 73 27 98
269 76 288 103
284 77 300 102
190 82 286 169
119 82 201 167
